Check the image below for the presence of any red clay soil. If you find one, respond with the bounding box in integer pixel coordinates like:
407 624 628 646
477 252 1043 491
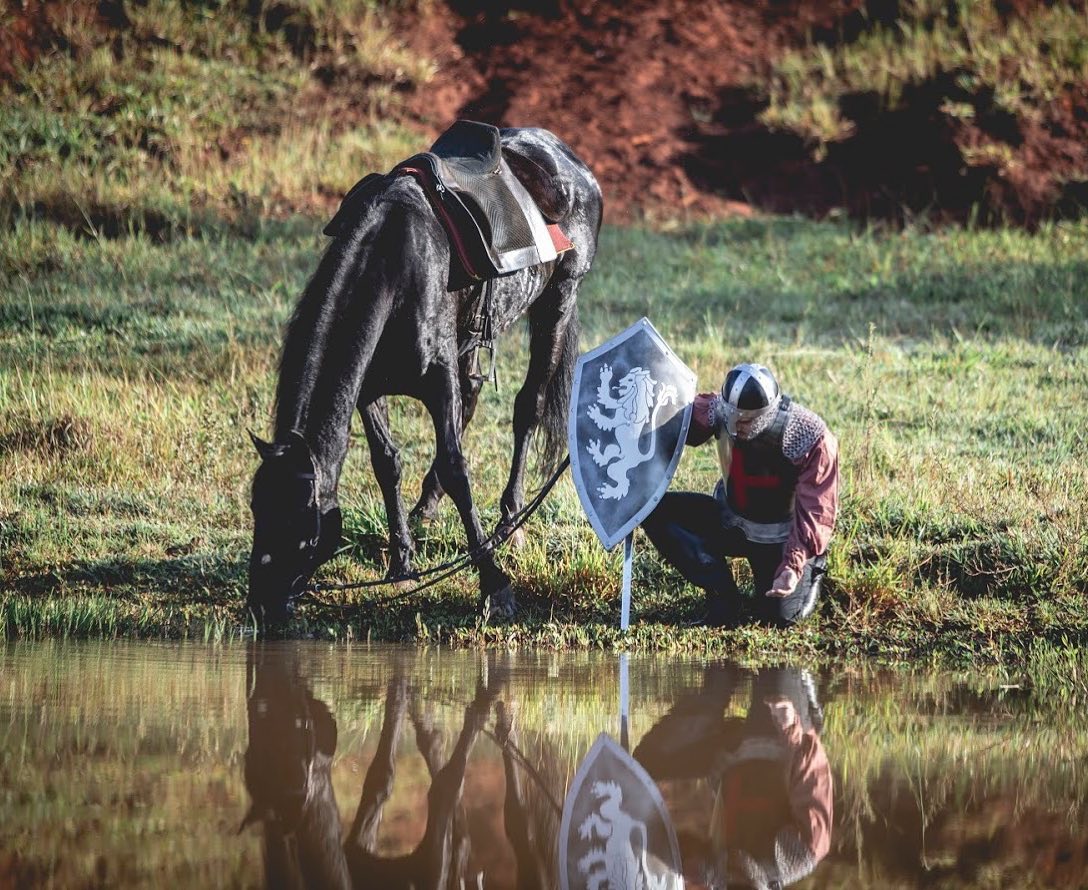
402 0 848 221
401 0 1088 226
5 0 1087 227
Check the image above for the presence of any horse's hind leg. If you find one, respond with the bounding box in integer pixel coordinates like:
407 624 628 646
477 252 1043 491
409 371 484 524
499 278 579 543
360 397 415 578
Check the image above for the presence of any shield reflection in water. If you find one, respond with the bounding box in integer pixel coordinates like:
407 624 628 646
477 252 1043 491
559 732 684 890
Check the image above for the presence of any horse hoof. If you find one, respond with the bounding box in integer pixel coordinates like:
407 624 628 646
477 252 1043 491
410 501 440 526
385 556 416 586
247 599 295 633
496 520 526 550
480 584 517 623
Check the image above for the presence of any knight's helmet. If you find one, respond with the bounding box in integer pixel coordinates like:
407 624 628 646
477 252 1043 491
719 363 781 439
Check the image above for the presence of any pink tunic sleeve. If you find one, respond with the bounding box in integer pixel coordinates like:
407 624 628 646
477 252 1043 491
786 727 834 860
778 429 839 578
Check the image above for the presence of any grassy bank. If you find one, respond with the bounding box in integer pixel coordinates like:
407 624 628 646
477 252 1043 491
2 0 1085 659
1 213 1086 660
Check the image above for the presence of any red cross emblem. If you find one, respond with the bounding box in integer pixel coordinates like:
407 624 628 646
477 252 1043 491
728 449 781 511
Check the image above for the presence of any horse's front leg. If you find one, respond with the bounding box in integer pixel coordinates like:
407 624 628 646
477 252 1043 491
424 363 515 620
346 676 406 854
360 398 415 578
499 279 579 545
409 370 483 524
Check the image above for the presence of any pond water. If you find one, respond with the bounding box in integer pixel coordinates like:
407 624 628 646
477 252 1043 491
1 641 1086 889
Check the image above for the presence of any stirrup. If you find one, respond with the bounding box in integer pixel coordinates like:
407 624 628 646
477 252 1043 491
466 341 498 389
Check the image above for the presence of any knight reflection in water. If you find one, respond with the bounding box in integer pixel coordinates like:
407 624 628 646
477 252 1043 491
634 665 833 889
642 363 839 627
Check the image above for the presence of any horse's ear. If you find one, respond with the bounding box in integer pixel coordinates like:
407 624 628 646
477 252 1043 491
248 430 276 460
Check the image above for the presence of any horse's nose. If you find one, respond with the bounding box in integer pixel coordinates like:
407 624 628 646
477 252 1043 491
247 598 294 628
246 574 295 627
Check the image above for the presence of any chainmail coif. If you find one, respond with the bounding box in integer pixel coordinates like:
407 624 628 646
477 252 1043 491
781 403 826 462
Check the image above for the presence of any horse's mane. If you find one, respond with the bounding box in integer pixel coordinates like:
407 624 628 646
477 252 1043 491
273 182 417 438
273 242 343 437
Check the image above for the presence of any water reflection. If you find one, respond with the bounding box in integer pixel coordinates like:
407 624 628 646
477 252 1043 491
241 650 830 889
243 645 517 888
634 665 831 889
3 642 1086 887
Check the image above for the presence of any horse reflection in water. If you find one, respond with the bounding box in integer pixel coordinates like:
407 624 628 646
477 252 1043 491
240 646 561 889
240 653 828 889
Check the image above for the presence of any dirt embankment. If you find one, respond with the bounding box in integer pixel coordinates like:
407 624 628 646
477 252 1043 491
5 0 1087 227
402 0 1088 226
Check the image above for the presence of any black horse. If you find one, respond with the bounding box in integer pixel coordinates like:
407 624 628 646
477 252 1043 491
247 127 602 623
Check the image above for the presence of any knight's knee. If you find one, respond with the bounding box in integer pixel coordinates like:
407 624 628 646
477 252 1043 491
640 511 673 551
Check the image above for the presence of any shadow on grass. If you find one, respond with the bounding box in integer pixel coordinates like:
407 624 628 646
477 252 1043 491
9 553 245 605
592 216 1088 347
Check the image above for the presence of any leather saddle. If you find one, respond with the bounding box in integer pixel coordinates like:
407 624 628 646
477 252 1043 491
325 121 572 289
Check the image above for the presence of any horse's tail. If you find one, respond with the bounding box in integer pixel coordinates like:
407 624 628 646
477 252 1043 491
536 302 579 473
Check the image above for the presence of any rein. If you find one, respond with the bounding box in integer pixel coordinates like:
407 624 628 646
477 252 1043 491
483 728 564 816
303 454 570 605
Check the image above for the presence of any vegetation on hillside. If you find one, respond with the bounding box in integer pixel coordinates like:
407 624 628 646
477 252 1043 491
1 0 430 237
755 0 1088 220
762 1 1088 147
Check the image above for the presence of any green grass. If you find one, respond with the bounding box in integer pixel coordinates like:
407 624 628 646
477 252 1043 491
1 0 1085 658
0 0 428 234
1 214 1086 659
758 0 1088 159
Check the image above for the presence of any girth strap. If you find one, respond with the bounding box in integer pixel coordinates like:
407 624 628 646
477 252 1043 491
458 278 499 390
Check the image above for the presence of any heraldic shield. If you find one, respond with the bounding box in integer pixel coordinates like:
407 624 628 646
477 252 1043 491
569 318 696 550
559 732 684 890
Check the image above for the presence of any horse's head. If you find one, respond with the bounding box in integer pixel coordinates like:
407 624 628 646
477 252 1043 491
247 431 342 624
241 646 338 835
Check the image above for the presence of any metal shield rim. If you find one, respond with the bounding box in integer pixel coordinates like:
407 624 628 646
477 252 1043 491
557 730 684 890
568 317 696 550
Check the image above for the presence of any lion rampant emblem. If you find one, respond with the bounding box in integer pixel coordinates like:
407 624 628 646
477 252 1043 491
577 781 668 890
586 365 678 501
